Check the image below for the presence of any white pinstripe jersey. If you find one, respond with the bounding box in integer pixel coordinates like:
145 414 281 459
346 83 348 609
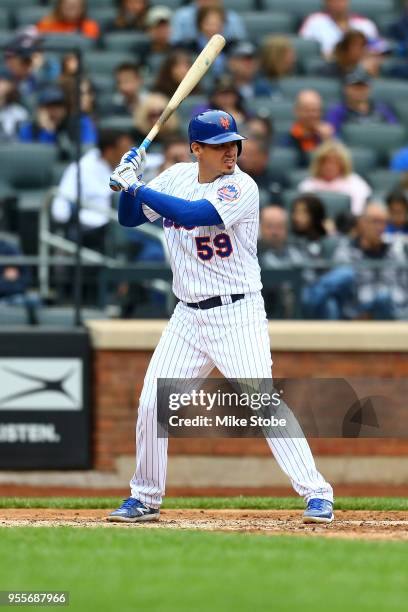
141 161 262 302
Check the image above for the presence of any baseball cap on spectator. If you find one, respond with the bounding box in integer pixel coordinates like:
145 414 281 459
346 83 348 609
39 86 66 106
145 6 172 28
229 41 257 59
4 26 42 58
343 67 371 86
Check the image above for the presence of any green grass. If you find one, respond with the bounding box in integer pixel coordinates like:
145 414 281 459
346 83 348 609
0 496 407 510
0 528 406 612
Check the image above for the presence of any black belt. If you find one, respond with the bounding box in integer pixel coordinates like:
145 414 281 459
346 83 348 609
186 294 245 310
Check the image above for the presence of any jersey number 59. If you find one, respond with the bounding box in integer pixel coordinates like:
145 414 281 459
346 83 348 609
195 233 233 261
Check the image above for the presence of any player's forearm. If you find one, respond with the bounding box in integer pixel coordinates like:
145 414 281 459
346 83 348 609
118 191 149 227
136 186 222 226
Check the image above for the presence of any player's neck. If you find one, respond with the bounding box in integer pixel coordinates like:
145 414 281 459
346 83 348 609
197 168 223 184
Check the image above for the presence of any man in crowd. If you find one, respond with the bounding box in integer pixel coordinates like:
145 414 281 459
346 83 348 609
258 206 303 318
110 63 146 117
325 68 398 136
284 89 334 166
226 42 275 100
239 137 289 205
52 129 133 251
19 85 97 158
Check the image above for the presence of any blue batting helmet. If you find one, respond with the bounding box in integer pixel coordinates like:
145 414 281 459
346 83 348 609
188 109 246 156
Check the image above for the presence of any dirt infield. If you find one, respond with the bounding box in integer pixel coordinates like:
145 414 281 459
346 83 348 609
1 509 407 541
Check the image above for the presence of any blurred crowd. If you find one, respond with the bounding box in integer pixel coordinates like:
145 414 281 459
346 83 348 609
1 0 408 320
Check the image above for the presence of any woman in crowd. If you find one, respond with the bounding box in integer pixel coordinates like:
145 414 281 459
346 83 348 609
152 51 193 99
182 6 227 77
133 92 180 144
290 194 343 319
317 30 367 77
37 0 100 39
260 35 297 81
106 0 149 32
298 140 372 217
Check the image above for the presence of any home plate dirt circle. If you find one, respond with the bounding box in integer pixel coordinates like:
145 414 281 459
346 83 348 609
0 509 407 541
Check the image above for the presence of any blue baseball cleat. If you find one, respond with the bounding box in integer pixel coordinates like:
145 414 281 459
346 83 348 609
303 498 334 524
107 497 160 523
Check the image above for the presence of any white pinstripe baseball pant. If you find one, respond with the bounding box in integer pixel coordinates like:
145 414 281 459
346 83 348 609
130 292 333 507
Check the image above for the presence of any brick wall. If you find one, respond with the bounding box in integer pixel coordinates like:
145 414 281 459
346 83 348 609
92 349 408 470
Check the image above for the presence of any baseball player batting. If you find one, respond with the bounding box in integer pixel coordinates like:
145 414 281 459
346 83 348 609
107 110 334 524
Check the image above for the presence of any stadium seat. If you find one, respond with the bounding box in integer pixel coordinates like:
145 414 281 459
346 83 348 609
0 12 10 30
252 98 294 121
349 0 395 21
38 307 108 327
103 32 149 54
0 305 33 327
0 31 14 46
223 0 256 10
313 192 351 220
88 7 116 29
342 124 407 160
84 51 136 77
178 95 208 122
278 77 340 103
14 6 48 28
376 13 399 36
150 0 182 7
302 56 331 76
98 116 135 132
2 0 41 8
372 79 408 107
349 147 378 175
269 147 298 174
367 169 403 193
86 0 115 5
0 144 57 189
282 188 300 211
392 100 408 129
288 169 309 188
262 0 321 20
91 74 116 93
287 37 321 60
242 12 298 43
41 34 96 52
273 119 293 140
380 58 408 78
52 162 70 184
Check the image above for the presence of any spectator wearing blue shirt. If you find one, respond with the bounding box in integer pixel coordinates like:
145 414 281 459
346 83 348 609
391 144 408 172
171 0 246 47
19 85 97 159
325 68 398 136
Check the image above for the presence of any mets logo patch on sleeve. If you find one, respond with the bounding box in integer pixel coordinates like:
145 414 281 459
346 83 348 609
217 182 241 203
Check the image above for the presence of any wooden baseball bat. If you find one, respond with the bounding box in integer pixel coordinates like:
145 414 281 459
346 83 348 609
110 34 226 191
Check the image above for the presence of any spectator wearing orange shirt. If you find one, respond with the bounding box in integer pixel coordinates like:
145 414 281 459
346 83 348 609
284 90 334 166
37 0 100 40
